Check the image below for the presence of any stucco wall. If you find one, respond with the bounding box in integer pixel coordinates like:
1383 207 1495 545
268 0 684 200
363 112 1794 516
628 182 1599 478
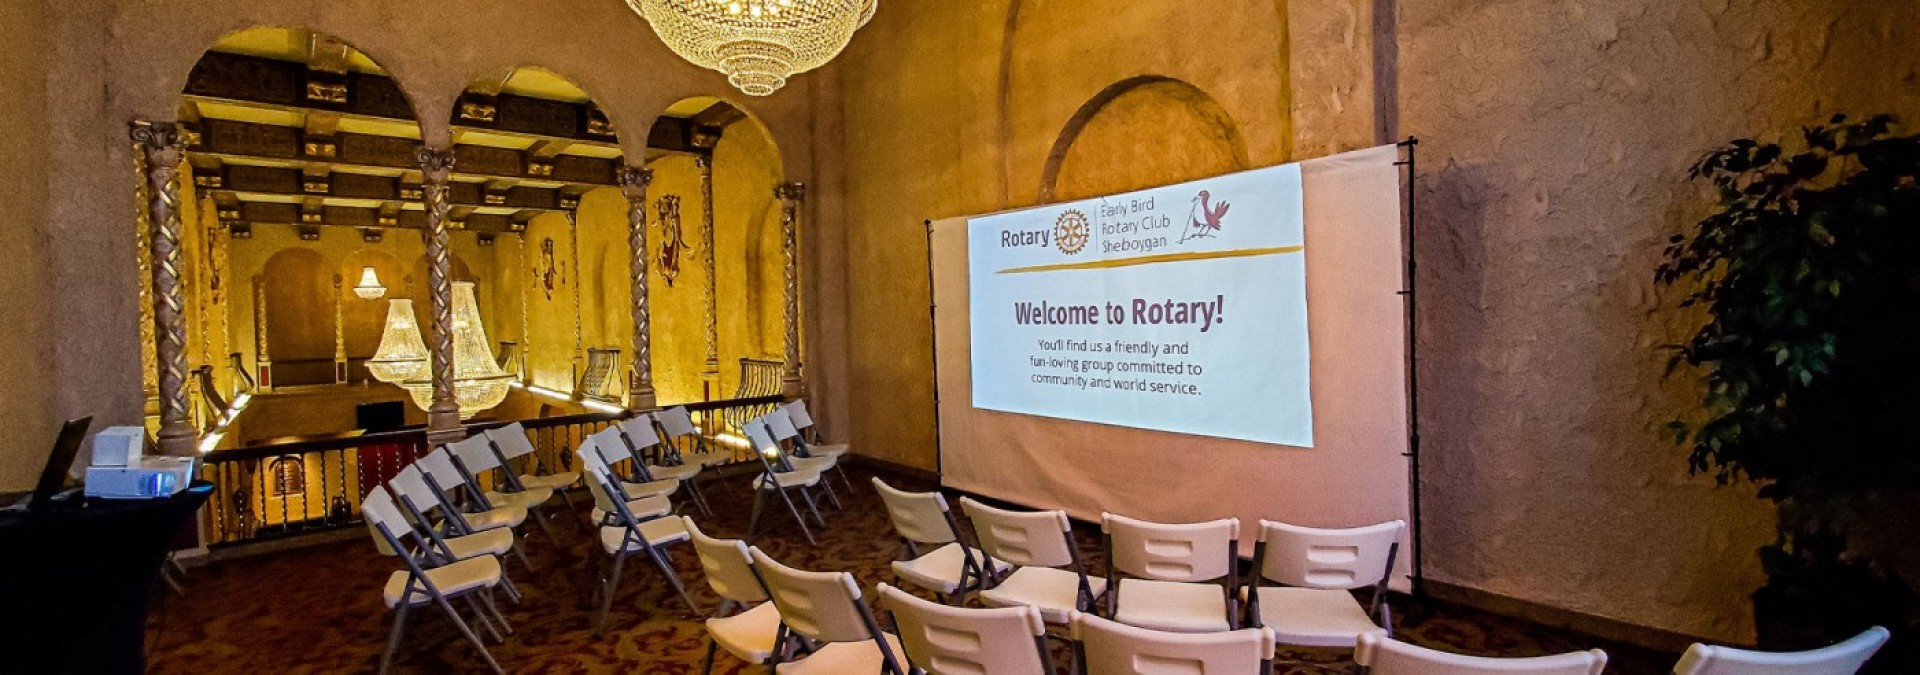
0 0 55 491
1399 0 1920 642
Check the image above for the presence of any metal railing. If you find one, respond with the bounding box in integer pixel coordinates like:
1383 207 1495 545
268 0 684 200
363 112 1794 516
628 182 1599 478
197 394 786 547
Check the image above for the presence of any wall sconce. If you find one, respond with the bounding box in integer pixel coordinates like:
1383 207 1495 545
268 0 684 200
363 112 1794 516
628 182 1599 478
353 266 386 300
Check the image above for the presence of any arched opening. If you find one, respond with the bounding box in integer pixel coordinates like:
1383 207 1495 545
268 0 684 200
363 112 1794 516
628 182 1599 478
647 96 790 404
1039 76 1250 203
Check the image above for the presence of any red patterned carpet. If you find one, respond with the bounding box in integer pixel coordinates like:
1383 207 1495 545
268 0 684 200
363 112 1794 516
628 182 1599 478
146 464 1676 673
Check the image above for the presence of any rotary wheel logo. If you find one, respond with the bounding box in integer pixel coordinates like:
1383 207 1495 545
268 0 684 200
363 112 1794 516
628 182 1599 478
1053 209 1090 255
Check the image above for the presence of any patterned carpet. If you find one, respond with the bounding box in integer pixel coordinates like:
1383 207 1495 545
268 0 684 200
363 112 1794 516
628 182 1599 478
146 464 1676 673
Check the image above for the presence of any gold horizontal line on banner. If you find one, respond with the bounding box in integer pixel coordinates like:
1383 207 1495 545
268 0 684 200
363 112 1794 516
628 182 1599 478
996 245 1304 274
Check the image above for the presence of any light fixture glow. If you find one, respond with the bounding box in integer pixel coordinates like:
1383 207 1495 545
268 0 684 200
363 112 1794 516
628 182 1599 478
399 281 512 419
367 299 429 385
627 0 877 96
352 266 386 300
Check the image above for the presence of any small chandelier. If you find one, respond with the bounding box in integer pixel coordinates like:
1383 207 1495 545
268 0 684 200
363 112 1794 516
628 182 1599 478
367 299 429 385
352 266 386 300
400 282 512 419
628 0 878 96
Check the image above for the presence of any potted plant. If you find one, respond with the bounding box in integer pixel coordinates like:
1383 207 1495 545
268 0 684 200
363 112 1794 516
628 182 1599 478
1657 114 1920 672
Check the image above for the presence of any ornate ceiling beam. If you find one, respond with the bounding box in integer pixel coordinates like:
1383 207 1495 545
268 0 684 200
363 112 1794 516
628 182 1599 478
187 118 621 186
195 163 572 212
221 201 523 234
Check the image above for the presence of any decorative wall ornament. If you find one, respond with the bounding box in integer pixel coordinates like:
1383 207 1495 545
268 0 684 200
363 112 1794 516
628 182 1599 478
654 194 687 287
535 237 561 300
626 0 878 96
457 97 498 123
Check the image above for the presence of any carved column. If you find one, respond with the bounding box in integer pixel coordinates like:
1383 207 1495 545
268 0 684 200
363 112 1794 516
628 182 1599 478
417 147 463 443
775 181 806 398
253 275 270 390
698 156 720 396
132 121 198 456
619 165 657 410
332 273 347 383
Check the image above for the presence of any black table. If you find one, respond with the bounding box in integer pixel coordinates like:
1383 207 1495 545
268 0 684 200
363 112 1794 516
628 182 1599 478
0 482 212 674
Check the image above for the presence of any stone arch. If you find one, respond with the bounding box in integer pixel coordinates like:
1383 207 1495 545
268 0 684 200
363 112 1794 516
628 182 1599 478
259 248 334 386
1038 76 1251 203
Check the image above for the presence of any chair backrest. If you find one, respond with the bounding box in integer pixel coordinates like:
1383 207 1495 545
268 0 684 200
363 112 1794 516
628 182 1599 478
657 406 699 438
387 465 444 516
447 434 502 474
485 422 538 461
1103 512 1239 582
588 427 634 464
684 516 769 604
618 414 664 453
1071 611 1274 674
877 583 1048 675
575 444 621 516
742 419 786 470
764 409 803 443
1255 519 1404 590
749 546 885 645
784 400 817 431
416 449 471 496
873 477 958 545
1357 634 1605 675
360 486 409 553
1672 626 1889 675
960 497 1077 569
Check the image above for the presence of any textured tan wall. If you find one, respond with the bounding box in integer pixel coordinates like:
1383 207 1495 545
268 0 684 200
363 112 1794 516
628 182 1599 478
1400 0 1920 642
0 0 55 491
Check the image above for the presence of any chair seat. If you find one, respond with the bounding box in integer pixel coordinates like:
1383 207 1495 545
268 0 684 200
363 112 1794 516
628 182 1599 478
1114 578 1232 633
463 505 527 531
1254 586 1384 647
682 451 730 467
980 566 1108 624
775 633 906 674
620 478 680 499
648 463 702 481
598 516 692 554
754 470 821 490
591 495 673 524
708 601 784 664
484 487 553 510
807 443 850 458
442 528 515 560
789 456 835 473
519 471 579 490
382 556 501 607
891 542 1004 596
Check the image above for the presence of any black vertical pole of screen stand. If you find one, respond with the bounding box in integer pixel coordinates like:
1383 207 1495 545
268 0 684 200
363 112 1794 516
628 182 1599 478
1394 136 1428 620
924 219 945 481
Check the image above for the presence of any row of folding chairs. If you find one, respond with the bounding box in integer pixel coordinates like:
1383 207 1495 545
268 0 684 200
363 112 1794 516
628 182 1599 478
736 402 853 545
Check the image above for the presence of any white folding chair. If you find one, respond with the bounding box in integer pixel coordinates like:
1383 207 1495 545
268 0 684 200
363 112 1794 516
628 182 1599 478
583 428 681 502
1356 633 1607 675
960 497 1105 624
778 401 854 491
872 477 1003 603
658 405 730 467
388 463 533 571
744 418 826 545
577 445 698 635
1070 610 1275 675
685 517 785 674
362 488 510 675
1246 519 1404 649
765 411 843 508
1103 512 1240 633
617 413 713 515
750 546 906 674
482 422 581 508
373 481 522 603
876 582 1052 675
445 434 559 536
1672 626 1889 675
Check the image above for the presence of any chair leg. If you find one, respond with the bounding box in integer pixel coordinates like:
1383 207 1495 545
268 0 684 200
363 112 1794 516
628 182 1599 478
593 554 627 636
480 587 513 635
527 505 559 544
700 638 719 675
378 603 411 675
687 478 714 516
498 568 523 604
817 477 844 509
645 545 700 618
432 594 504 674
748 488 767 539
465 595 504 643
510 534 535 572
833 462 855 493
797 486 825 525
777 487 817 545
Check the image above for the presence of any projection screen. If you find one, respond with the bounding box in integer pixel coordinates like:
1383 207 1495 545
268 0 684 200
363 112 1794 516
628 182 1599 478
930 144 1412 587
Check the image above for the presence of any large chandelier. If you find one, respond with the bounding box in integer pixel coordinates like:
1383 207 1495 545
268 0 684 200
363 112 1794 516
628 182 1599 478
628 0 878 96
352 266 386 300
400 282 512 419
367 299 428 385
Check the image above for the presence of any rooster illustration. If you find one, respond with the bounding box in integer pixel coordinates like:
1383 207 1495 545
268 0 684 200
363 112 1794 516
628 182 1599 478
1181 190 1230 243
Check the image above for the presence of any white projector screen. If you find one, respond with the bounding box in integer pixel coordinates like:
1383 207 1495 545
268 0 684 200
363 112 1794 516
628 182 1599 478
967 163 1312 446
931 144 1412 588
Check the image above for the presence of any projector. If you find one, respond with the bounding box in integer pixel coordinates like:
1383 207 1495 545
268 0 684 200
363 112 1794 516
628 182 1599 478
85 456 196 499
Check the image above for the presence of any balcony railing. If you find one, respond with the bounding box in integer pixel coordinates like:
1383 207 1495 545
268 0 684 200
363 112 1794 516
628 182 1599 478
197 394 787 547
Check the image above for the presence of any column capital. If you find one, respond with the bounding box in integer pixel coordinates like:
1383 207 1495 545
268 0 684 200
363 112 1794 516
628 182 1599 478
415 146 456 183
775 181 807 202
130 120 184 150
617 164 654 199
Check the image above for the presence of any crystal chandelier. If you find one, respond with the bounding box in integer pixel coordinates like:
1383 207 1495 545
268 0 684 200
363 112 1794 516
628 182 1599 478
352 266 386 300
400 282 512 419
627 0 878 96
366 299 428 385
